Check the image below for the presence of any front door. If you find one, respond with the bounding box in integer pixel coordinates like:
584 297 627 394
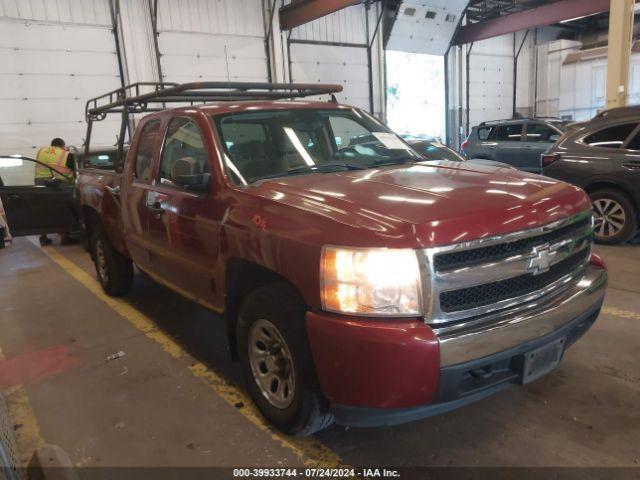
146 115 221 308
0 157 77 236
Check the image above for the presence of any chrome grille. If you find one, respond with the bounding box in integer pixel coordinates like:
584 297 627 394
440 248 589 313
433 216 591 272
423 211 593 331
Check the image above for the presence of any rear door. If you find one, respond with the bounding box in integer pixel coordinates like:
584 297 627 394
0 157 77 236
121 119 163 273
493 123 525 169
522 122 563 173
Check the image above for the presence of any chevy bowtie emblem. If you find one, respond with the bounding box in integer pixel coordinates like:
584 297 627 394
527 243 551 275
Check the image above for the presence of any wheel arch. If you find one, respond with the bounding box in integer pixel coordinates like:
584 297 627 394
224 258 307 361
583 181 639 218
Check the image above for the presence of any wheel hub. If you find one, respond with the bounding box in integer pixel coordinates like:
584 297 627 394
248 319 295 409
593 198 626 239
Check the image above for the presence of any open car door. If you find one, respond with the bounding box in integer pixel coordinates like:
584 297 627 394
0 156 78 237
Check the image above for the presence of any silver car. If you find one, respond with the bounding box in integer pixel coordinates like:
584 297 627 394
461 118 566 173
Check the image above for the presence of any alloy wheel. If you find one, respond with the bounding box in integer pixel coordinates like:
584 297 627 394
593 198 626 239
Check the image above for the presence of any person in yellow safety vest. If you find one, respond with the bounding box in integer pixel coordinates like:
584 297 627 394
35 137 74 182
35 138 76 246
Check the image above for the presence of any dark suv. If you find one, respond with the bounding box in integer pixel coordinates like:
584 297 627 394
462 117 566 173
543 106 640 245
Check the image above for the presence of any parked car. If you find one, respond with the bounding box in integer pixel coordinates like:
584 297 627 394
461 117 566 173
409 139 513 168
0 155 78 238
543 106 640 244
76 82 606 435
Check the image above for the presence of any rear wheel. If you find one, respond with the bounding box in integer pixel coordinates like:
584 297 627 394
91 224 133 296
237 283 334 436
590 189 638 245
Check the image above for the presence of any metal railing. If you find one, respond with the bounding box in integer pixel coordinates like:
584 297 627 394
83 81 344 171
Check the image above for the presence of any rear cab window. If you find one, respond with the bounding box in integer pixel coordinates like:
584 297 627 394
84 152 116 170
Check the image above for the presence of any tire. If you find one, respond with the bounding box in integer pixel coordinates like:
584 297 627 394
237 283 334 436
91 223 133 296
590 189 638 245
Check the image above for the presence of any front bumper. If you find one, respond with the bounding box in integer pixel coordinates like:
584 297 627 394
306 263 607 427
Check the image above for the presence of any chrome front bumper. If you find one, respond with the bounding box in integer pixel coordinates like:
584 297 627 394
438 263 607 367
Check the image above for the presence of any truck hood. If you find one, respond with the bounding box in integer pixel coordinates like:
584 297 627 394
247 160 590 248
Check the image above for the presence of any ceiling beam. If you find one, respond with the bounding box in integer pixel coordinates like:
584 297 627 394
279 0 363 30
452 0 612 45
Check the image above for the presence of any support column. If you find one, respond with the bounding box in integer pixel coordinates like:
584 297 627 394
605 0 635 109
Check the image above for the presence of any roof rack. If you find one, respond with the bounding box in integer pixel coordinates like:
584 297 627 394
479 116 563 126
84 81 343 168
85 81 343 120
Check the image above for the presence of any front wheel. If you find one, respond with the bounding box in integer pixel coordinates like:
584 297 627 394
237 283 334 436
91 224 133 296
590 189 638 245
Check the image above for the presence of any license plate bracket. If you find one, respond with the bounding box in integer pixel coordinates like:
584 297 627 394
522 337 566 384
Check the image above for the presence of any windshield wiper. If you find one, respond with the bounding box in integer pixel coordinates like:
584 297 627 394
249 162 366 183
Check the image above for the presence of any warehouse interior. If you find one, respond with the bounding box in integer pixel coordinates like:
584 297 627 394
0 1 639 479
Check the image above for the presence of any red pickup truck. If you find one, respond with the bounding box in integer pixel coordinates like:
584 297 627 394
76 82 607 435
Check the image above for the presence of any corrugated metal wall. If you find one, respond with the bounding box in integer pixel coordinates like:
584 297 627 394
468 35 515 128
287 3 384 116
156 0 268 82
0 0 121 157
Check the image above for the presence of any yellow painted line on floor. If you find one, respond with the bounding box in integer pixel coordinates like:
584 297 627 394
602 306 640 321
0 346 45 465
38 245 344 468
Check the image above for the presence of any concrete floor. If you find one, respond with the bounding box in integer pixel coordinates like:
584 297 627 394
0 237 639 469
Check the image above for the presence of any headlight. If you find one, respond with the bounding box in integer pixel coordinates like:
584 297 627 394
320 246 423 316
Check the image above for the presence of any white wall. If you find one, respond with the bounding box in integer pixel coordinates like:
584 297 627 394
285 2 386 117
446 30 536 148
0 0 121 157
537 41 640 121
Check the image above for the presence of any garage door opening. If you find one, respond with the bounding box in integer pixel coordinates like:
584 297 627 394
386 50 445 141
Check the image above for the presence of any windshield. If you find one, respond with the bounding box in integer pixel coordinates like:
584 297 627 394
213 108 423 185
411 141 465 162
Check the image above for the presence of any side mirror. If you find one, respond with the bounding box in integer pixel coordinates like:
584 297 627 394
549 134 560 142
173 173 211 193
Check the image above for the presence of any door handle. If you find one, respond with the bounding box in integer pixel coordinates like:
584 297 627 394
7 194 20 199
